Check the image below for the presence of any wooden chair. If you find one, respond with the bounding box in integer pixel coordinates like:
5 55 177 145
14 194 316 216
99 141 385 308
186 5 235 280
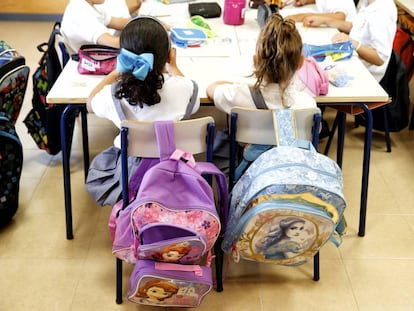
115 116 220 303
227 106 322 281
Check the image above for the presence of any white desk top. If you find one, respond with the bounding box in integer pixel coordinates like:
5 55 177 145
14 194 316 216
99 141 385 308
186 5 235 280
395 0 414 17
46 2 389 105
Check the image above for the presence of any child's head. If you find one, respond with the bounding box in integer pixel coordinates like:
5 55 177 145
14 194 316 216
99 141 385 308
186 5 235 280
254 14 303 89
115 16 170 107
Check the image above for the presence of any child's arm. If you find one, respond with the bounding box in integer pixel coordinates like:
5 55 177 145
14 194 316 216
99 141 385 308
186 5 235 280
96 32 121 48
206 81 233 101
87 70 120 113
303 16 352 33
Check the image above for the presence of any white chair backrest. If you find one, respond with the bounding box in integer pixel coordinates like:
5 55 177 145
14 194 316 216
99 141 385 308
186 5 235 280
230 107 321 145
120 116 215 158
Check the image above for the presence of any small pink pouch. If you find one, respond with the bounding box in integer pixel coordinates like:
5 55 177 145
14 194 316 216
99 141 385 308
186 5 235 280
77 44 119 75
297 56 329 96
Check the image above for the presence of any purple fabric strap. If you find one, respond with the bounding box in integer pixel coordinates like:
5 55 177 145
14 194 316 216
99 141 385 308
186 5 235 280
154 121 176 161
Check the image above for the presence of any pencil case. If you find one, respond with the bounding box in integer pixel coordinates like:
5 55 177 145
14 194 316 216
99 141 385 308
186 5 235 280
76 44 119 75
187 15 217 38
302 41 354 62
170 28 208 48
189 2 222 18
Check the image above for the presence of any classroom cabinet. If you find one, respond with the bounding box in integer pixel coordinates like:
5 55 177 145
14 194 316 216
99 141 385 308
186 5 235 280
0 0 67 14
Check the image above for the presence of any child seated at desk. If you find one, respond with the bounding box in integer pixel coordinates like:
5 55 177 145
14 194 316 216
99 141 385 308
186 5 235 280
85 16 200 206
286 0 356 22
206 13 317 113
301 0 397 82
206 13 318 172
61 0 142 55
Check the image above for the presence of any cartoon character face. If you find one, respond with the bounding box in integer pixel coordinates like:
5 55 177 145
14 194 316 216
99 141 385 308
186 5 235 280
162 250 183 262
284 221 305 239
146 286 172 301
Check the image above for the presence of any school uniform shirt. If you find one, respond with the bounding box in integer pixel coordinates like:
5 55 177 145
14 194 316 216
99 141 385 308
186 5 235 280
96 0 131 36
350 0 397 82
90 74 200 148
61 0 112 55
316 0 357 21
212 76 317 115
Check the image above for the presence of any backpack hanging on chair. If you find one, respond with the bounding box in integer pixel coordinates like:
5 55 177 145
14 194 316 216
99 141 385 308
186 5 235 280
111 120 228 264
110 121 228 307
23 22 70 155
222 108 347 266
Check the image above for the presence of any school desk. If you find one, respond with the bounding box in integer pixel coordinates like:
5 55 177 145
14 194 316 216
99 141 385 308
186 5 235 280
47 1 390 240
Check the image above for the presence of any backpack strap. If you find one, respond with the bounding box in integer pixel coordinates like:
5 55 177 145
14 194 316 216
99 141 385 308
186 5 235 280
273 109 315 150
183 80 198 120
273 108 296 146
248 86 268 110
154 121 177 161
234 87 270 181
195 161 229 227
111 83 127 121
154 120 229 227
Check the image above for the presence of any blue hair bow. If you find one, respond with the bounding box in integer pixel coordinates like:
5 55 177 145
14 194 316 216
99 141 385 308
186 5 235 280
116 48 154 81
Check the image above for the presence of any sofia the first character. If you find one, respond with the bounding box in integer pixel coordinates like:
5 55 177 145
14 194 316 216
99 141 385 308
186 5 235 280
136 279 179 305
152 243 192 263
256 217 309 259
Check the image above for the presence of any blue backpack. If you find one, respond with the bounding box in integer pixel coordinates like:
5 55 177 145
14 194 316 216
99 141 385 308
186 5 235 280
222 109 347 266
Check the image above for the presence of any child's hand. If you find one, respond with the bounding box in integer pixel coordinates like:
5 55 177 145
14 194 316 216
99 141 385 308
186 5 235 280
331 32 350 43
293 0 307 6
302 15 324 27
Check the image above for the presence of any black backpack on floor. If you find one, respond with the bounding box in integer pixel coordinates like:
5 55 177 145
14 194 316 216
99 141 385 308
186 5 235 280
0 41 28 227
0 112 23 227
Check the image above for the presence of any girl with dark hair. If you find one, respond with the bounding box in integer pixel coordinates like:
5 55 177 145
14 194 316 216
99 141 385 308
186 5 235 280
87 16 199 148
86 16 199 206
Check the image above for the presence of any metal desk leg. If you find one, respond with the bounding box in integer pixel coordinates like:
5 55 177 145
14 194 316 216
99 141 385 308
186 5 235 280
358 105 373 237
60 104 89 240
323 106 373 237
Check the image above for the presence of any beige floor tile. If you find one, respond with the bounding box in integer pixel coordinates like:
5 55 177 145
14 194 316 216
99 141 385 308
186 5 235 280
345 260 414 311
0 258 83 311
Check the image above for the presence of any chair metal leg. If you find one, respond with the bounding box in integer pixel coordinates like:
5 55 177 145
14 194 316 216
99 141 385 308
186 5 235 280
410 107 414 130
80 107 90 178
116 258 123 304
336 112 346 168
323 113 339 156
214 237 224 292
313 252 320 281
382 106 391 153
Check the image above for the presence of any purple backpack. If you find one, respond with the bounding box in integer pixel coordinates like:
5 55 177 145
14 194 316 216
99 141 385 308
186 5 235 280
111 121 228 265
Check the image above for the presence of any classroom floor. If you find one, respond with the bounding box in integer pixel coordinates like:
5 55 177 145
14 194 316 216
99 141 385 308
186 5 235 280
1 21 414 311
